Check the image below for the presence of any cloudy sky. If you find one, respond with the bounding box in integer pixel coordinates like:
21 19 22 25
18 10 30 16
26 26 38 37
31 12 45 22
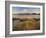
12 7 40 14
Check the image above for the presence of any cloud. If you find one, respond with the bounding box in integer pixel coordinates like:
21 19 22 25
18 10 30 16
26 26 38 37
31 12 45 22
12 7 40 14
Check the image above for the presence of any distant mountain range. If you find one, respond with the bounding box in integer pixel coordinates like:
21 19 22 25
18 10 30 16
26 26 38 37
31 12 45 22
13 13 40 15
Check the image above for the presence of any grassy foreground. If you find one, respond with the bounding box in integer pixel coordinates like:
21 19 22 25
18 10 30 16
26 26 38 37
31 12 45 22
13 18 40 31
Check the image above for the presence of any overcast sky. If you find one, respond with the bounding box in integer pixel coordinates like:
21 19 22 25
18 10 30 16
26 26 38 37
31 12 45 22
12 7 40 14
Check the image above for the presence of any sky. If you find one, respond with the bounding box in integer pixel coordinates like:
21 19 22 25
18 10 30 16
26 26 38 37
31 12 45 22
12 7 40 14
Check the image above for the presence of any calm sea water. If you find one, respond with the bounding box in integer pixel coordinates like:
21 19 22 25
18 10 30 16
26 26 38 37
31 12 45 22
12 15 40 18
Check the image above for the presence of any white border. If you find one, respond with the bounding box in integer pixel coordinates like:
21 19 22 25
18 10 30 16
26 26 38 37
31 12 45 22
10 4 43 34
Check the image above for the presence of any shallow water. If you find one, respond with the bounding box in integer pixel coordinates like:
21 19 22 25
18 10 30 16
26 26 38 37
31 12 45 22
12 15 40 18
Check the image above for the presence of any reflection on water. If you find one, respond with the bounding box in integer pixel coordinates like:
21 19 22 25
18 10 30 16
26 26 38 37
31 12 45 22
12 15 40 18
